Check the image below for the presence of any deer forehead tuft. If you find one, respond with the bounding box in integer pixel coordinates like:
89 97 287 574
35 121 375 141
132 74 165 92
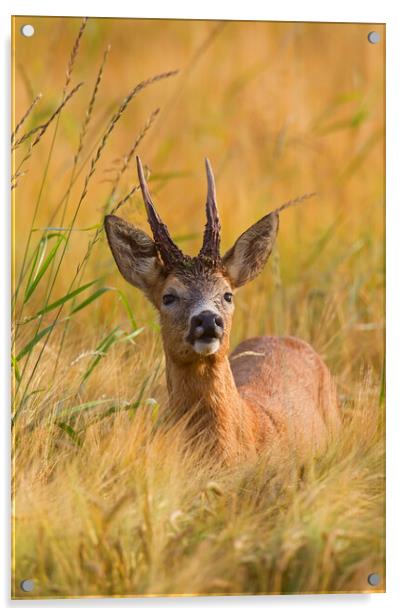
167 267 230 291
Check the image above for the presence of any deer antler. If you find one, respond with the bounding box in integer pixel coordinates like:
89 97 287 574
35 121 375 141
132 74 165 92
136 156 186 268
199 158 221 262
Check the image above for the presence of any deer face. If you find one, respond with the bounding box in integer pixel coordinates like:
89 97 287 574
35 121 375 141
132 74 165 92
157 265 234 362
104 157 279 364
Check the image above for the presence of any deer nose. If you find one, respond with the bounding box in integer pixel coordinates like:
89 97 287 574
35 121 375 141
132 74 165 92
190 310 224 341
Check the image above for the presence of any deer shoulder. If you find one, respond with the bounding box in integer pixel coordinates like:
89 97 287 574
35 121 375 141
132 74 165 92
230 335 341 458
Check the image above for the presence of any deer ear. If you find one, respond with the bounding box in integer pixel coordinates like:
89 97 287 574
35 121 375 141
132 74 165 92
104 215 164 296
222 212 279 288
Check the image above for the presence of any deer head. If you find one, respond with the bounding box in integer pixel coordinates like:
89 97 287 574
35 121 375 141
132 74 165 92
104 157 279 365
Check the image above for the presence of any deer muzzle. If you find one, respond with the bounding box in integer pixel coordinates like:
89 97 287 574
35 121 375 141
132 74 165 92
187 310 224 355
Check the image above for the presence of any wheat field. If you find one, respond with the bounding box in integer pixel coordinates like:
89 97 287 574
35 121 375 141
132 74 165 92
11 16 385 598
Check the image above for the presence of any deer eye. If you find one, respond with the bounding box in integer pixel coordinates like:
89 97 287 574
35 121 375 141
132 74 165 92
162 294 177 306
224 292 233 303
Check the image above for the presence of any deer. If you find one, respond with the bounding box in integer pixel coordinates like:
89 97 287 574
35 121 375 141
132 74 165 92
104 157 341 464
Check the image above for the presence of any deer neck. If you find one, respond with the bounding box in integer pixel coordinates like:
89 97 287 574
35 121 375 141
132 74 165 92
164 352 255 461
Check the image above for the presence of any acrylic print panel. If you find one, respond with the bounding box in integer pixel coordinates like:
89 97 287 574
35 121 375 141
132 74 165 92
11 16 385 599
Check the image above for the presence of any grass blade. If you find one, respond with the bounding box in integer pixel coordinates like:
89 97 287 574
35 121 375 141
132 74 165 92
117 290 137 330
25 279 102 322
22 236 48 301
70 287 112 315
23 234 66 303
16 324 56 361
121 327 144 343
56 422 83 447
11 356 21 383
56 398 117 418
80 325 144 383
81 327 122 383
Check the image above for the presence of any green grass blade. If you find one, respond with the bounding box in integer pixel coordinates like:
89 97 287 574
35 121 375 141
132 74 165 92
80 325 144 384
117 290 137 330
56 398 117 418
56 422 83 447
26 279 101 321
81 327 122 383
22 236 48 300
32 224 99 232
16 324 56 361
70 287 112 315
11 355 21 383
121 327 144 343
23 234 66 303
13 232 63 309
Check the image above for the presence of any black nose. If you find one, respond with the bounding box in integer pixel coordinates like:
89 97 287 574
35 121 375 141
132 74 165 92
189 310 224 342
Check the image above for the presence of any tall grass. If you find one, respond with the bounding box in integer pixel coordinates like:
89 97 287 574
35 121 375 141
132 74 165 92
11 17 385 598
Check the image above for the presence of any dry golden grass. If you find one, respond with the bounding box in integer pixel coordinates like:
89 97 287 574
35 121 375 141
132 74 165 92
12 17 385 597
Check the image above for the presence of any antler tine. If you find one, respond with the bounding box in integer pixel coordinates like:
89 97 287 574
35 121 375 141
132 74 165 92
199 158 221 261
136 156 185 267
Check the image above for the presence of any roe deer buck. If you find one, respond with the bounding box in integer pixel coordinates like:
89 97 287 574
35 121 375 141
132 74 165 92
104 157 340 463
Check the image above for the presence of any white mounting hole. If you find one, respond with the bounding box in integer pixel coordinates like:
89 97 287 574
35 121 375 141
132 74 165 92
20 578 34 592
368 31 380 44
21 24 35 38
367 572 380 587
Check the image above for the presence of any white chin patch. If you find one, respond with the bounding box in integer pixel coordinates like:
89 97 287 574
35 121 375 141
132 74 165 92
194 339 220 356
